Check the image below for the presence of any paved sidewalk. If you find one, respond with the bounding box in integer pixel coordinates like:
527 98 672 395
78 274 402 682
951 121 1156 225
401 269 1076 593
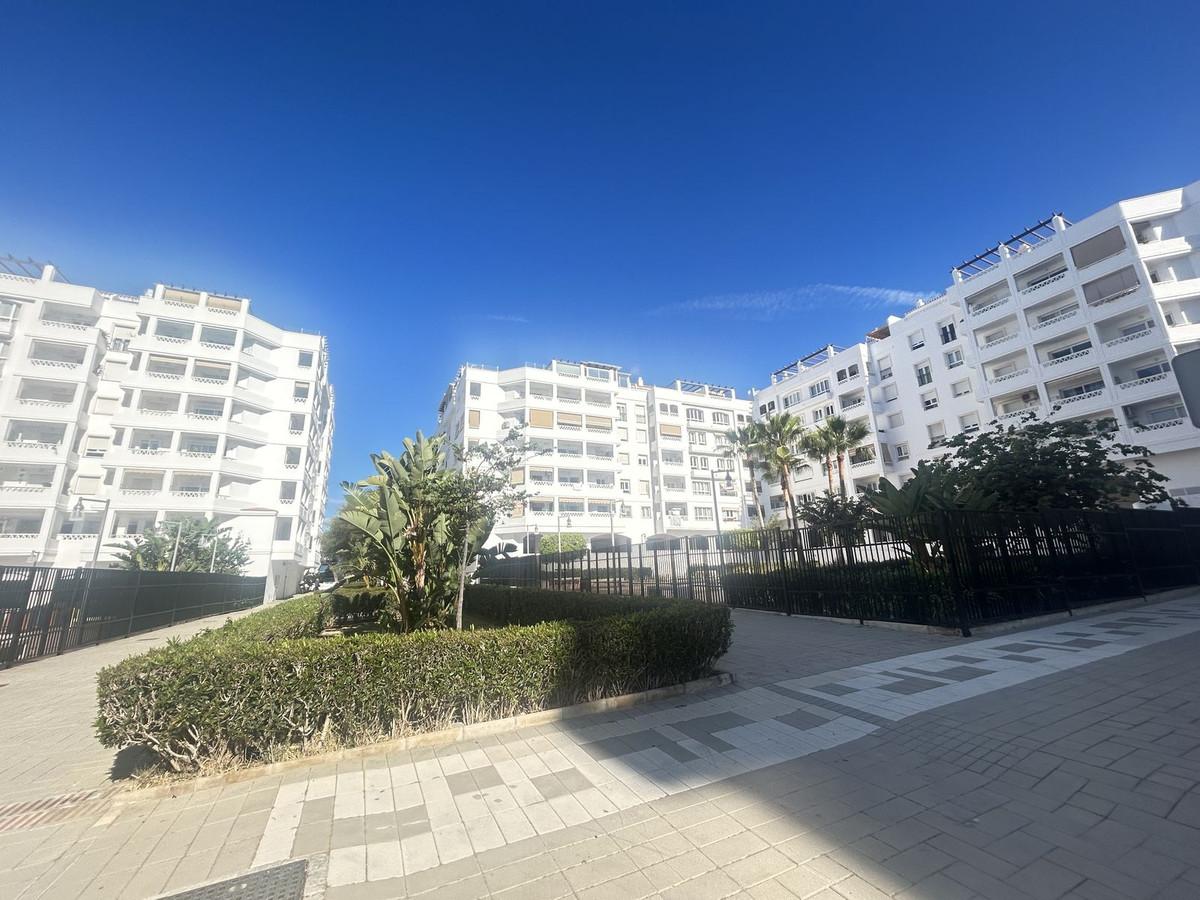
0 606 263 808
3 599 1200 898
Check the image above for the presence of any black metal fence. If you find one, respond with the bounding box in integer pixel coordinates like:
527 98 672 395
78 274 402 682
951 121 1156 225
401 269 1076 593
0 567 267 666
476 507 1200 634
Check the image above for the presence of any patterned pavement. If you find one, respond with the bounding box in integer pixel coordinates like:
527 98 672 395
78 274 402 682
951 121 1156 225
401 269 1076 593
249 603 1200 892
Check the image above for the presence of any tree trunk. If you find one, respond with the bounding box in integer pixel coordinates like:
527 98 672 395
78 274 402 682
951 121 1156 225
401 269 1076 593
455 529 469 630
825 454 836 495
782 470 798 528
836 454 847 496
749 462 766 528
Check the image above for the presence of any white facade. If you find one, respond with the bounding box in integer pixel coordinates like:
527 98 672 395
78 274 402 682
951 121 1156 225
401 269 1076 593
0 263 334 597
438 360 755 546
752 179 1200 513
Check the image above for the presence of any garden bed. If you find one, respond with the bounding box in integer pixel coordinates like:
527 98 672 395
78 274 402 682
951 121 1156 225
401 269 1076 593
95 586 732 774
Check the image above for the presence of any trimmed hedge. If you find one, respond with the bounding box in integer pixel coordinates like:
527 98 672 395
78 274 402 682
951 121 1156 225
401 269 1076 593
189 591 328 644
96 587 731 772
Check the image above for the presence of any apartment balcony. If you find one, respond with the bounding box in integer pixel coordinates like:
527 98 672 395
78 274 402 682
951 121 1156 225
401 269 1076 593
1086 284 1143 312
1114 371 1175 404
977 331 1021 360
2 439 65 460
1028 306 1082 337
34 316 97 337
840 397 866 413
1017 269 1068 299
239 345 280 377
987 366 1036 389
1101 325 1158 358
967 294 1013 322
1136 233 1194 262
0 484 54 507
1150 275 1200 303
849 454 879 470
1049 387 1111 417
225 419 270 443
1039 346 1095 377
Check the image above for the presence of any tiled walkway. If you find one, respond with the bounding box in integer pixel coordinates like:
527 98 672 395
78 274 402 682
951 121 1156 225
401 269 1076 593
3 598 1200 899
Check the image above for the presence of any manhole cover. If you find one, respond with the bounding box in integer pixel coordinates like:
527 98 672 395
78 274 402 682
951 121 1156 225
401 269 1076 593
158 859 306 900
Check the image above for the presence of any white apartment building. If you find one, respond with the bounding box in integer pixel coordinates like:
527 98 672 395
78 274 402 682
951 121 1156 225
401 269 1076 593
0 260 334 597
438 360 755 547
753 178 1200 513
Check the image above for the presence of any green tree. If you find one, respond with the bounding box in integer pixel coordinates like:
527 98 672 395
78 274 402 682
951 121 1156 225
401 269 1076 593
447 428 529 629
810 415 872 496
937 413 1172 510
797 493 871 565
724 423 766 528
537 532 587 554
800 429 836 495
338 433 459 631
757 413 807 526
111 518 250 574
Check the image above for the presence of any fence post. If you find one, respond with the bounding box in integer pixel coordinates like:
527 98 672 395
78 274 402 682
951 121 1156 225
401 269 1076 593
638 545 647 596
942 511 973 637
776 529 793 616
684 537 695 602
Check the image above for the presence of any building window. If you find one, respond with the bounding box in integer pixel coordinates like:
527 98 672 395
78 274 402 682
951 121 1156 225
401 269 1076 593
285 447 302 465
298 350 314 367
686 408 704 422
921 391 939 410
878 356 893 380
659 402 678 415
887 412 904 429
944 349 964 369
468 409 481 428
939 321 957 344
637 454 648 466
915 363 933 386
620 479 631 493
293 382 310 401
695 507 713 521
711 411 730 425
959 413 981 432
693 481 711 495
636 429 647 443
641 506 653 518
928 422 947 447
909 330 926 350
688 431 707 446
468 382 481 398
275 517 294 541
883 384 899 402
289 414 305 432
783 391 801 408
896 442 910 460
690 455 709 469
809 379 830 398
280 482 297 501
951 379 972 397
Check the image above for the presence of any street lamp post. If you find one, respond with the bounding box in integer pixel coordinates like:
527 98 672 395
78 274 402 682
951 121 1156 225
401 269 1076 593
709 468 733 568
71 497 112 568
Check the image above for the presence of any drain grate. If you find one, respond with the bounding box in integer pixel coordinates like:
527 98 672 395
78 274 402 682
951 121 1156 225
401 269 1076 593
158 859 306 900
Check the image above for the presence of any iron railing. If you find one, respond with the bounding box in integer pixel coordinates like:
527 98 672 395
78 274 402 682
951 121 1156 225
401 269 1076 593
476 508 1200 635
0 567 266 666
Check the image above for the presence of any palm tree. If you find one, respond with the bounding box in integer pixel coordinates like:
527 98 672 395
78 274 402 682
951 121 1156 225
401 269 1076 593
725 423 766 528
801 430 836 496
757 413 806 526
813 415 872 496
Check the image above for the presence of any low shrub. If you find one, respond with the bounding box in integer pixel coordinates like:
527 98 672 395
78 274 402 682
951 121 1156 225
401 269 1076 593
96 588 731 773
188 592 328 645
329 586 388 626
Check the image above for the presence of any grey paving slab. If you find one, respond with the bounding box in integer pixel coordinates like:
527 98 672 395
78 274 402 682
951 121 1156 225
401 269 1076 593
5 598 1200 899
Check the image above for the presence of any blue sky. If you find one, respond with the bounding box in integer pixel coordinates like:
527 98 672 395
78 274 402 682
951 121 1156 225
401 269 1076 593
2 1 1198 512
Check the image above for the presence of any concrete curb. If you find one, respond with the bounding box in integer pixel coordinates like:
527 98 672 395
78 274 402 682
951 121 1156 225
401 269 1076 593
121 672 736 800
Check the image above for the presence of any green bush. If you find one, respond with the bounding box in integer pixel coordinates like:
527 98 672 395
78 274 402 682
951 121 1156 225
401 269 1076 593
96 588 731 772
537 533 587 554
329 586 388 625
189 592 328 645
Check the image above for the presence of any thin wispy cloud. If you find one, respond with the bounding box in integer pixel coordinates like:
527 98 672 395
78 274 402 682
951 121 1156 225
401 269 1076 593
649 283 932 321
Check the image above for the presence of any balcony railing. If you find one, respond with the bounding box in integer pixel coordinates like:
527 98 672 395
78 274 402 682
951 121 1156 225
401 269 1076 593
1019 270 1067 295
1055 389 1105 406
1134 417 1186 432
990 367 1032 386
840 398 865 412
0 532 40 540
1041 348 1093 369
40 319 92 332
1118 372 1170 391
1104 328 1154 349
18 397 72 409
29 357 83 369
969 296 1011 318
980 332 1018 351
4 440 60 452
849 457 877 469
996 406 1040 421
1031 308 1079 332
1087 286 1139 308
